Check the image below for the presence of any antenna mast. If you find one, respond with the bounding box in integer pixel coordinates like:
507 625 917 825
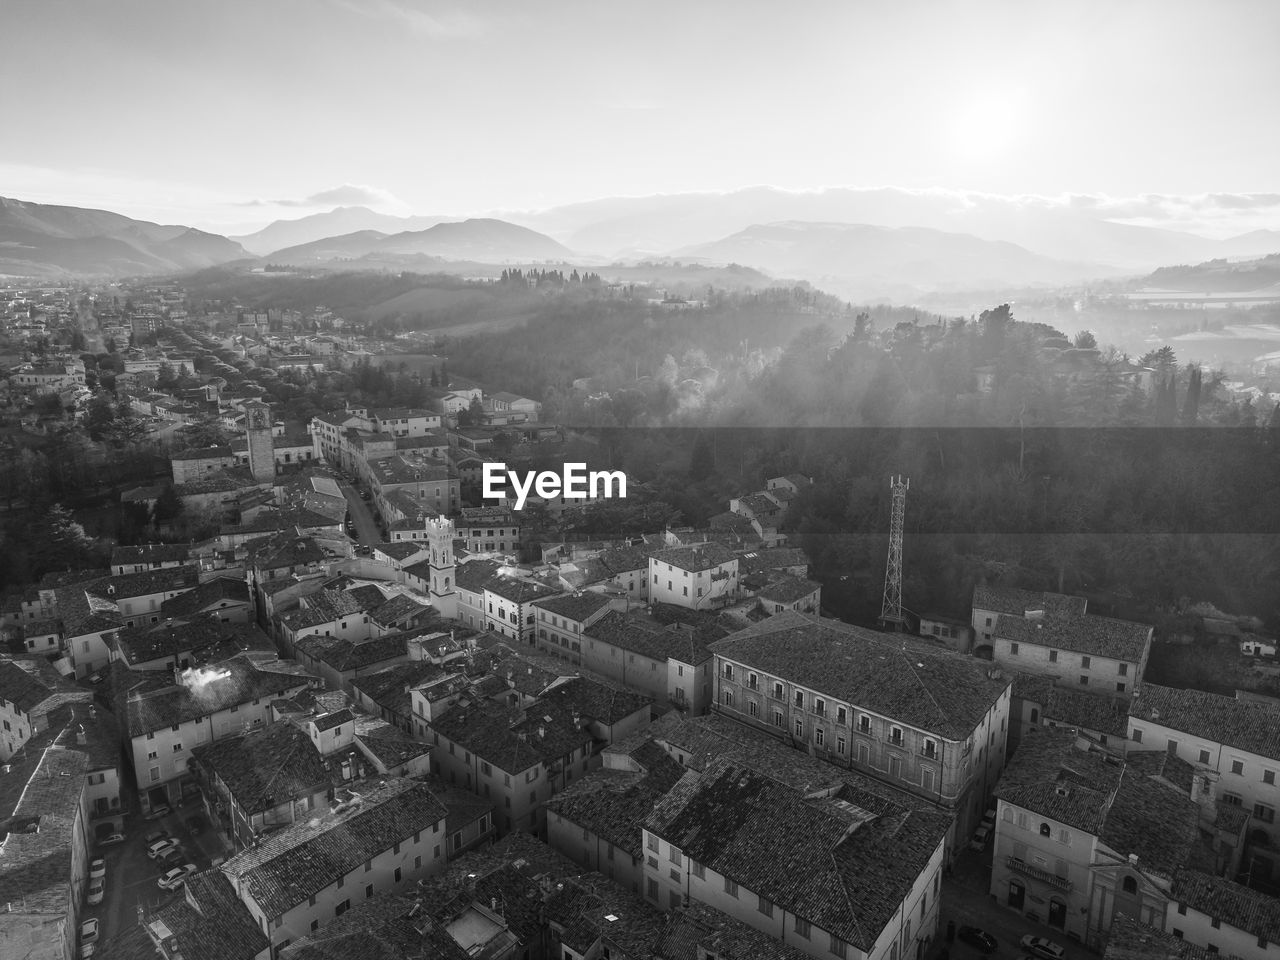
879 475 909 631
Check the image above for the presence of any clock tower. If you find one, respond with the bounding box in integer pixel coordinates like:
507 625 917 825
426 516 457 620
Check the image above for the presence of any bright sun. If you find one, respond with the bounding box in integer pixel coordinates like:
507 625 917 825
946 91 1026 163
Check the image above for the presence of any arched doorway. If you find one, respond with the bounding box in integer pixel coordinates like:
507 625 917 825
1048 898 1066 929
1008 880 1025 910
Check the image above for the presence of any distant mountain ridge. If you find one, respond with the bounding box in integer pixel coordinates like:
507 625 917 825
232 206 455 255
680 220 1124 298
0 196 248 277
266 218 574 264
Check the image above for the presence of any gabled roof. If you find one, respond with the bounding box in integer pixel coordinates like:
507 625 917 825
430 700 592 774
1129 683 1280 762
709 611 1011 739
531 591 612 623
545 763 682 858
994 613 1152 662
584 610 716 666
153 870 271 960
111 542 193 566
294 633 407 673
159 577 250 619
193 723 330 816
646 759 949 952
972 584 1088 618
650 543 738 572
1172 869 1280 943
222 778 447 918
125 658 310 737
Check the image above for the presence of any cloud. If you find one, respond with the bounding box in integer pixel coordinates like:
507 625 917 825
330 0 484 38
236 183 405 209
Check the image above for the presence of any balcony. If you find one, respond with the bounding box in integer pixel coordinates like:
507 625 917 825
1006 856 1072 891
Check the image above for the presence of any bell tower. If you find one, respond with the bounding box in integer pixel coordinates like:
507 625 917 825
244 400 276 484
426 516 457 619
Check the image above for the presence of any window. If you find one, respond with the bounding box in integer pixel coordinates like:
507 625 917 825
1081 655 1091 668
795 917 810 939
815 698 825 716
723 663 733 680
692 862 704 879
859 715 870 734
1178 903 1187 916
365 883 374 898
669 847 681 865
773 709 783 727
773 682 783 699
1117 682 1126 693
816 728 825 747
1266 770 1277 785
794 690 804 709
1010 642 1019 655
794 718 803 737
1132 728 1143 743
724 878 737 897
1118 663 1128 676
1199 749 1211 764
647 878 658 902
1223 792 1243 807
1211 918 1221 930
837 736 846 755
647 834 659 852
334 899 350 916
748 672 758 690
723 690 734 708
837 706 847 724
1122 876 1137 894
890 726 903 745
149 766 160 782
922 738 937 758
1079 676 1089 686
1232 759 1245 776
1048 650 1058 663
1039 823 1052 837
757 894 772 917
1254 803 1275 824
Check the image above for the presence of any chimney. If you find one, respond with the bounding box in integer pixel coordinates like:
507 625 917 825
538 726 546 739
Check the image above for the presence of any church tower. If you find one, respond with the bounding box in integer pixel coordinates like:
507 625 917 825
244 400 276 484
426 516 457 620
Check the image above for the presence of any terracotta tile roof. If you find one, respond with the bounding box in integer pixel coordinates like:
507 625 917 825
755 574 821 604
430 700 593 775
278 893 471 960
222 777 447 919
646 758 950 952
1103 914 1213 960
1172 869 1280 942
545 763 683 857
158 577 250 619
353 716 432 770
709 611 1011 739
1044 685 1131 737
1129 683 1280 762
372 540 428 561
116 619 272 666
422 776 496 835
484 574 557 605
0 747 89 915
532 591 612 623
650 543 738 573
994 613 1152 662
125 657 310 737
153 869 271 960
972 585 1088 618
110 542 193 566
0 656 87 715
584 611 715 666
993 728 1122 833
1101 752 1201 876
294 633 407 673
192 722 330 816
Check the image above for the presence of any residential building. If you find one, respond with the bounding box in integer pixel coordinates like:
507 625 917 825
710 610 1013 846
970 585 1088 649
581 608 719 715
1128 683 1280 882
648 544 739 610
991 611 1153 694
642 756 950 960
220 777 448 955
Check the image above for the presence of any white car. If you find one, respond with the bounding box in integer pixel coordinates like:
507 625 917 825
80 918 99 944
86 876 105 906
89 856 106 881
146 838 181 860
157 863 198 891
1021 935 1066 960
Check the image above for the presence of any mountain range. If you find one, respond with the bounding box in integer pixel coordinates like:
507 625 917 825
230 206 454 256
0 197 249 278
264 218 573 265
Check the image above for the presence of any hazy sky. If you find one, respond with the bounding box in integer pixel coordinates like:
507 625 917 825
4 0 1278 235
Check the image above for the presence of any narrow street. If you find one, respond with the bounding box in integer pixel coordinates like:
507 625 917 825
939 845 1097 960
339 479 381 546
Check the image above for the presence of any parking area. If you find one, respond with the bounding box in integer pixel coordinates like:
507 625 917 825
938 845 1097 960
83 806 227 958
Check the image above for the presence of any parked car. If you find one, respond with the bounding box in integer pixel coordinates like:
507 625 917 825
157 863 198 891
145 829 170 846
185 814 206 835
1020 936 1066 960
146 838 181 860
96 832 125 847
957 927 998 954
86 876 105 906
89 856 106 881
80 918 100 945
969 824 991 850
143 804 172 821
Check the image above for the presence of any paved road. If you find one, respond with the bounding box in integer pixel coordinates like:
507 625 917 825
938 844 1096 960
339 480 381 546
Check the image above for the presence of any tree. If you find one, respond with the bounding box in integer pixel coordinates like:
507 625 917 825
1139 346 1177 374
1072 330 1098 350
1180 366 1202 426
689 433 716 480
457 395 485 427
31 503 96 573
429 367 439 388
152 486 184 525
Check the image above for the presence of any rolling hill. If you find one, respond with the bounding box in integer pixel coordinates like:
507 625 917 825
680 221 1124 298
0 196 249 277
266 218 574 264
231 206 454 255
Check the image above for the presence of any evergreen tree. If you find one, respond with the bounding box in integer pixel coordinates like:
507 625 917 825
1180 367 1202 426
